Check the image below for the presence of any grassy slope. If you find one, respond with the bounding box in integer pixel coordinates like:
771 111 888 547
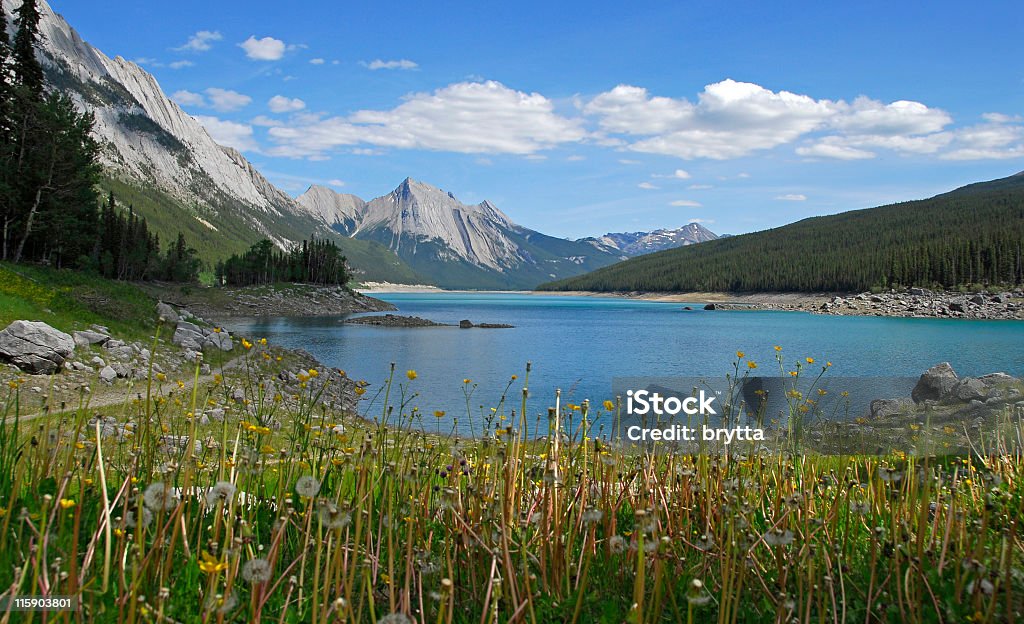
0 262 159 340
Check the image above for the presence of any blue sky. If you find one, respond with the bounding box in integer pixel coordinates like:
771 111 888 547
54 0 1023 238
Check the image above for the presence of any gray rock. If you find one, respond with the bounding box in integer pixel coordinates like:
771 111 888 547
911 362 959 403
156 302 179 323
0 320 76 374
978 372 1015 386
948 300 967 313
104 339 126 349
953 378 988 402
111 362 130 378
206 408 225 422
109 345 134 362
459 319 474 329
99 365 117 383
90 355 106 368
73 330 109 347
969 294 986 305
71 361 89 372
172 320 204 350
201 331 233 352
870 398 908 419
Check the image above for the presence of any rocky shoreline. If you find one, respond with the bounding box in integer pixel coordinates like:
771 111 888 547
138 282 396 321
703 288 1024 320
343 314 515 328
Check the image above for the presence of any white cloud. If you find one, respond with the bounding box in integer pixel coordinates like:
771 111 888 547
775 194 807 201
205 88 252 112
566 155 586 161
309 58 325 65
172 90 206 107
168 60 194 70
618 159 642 165
653 169 691 179
193 115 258 152
796 141 875 160
268 95 306 113
240 36 288 61
982 112 1023 124
251 115 284 127
637 182 659 190
364 59 418 71
267 80 585 157
670 199 701 207
328 179 346 187
688 218 714 224
940 120 1024 160
688 184 713 190
175 30 222 53
585 79 954 161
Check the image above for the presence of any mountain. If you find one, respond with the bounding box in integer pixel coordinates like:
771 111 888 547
11 0 427 283
17 0 627 289
538 171 1024 293
296 180 623 289
581 223 718 257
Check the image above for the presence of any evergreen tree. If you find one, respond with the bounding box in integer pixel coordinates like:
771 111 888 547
12 0 43 99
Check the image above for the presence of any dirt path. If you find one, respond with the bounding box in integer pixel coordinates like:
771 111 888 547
9 354 250 424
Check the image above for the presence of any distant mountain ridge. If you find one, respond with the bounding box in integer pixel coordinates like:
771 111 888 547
539 171 1024 294
296 180 624 289
581 223 718 256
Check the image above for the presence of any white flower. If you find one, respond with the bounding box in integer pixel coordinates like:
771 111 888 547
295 475 321 498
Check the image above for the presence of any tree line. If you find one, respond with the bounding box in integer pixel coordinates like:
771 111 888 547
540 183 1024 293
215 237 351 287
0 0 102 267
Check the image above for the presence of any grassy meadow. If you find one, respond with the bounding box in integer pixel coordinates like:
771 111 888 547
1 332 1022 623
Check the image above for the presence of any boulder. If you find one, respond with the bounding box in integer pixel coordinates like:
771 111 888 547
73 330 109 347
948 300 967 313
869 398 909 419
99 365 117 383
172 320 204 350
703 303 717 311
978 372 1015 386
953 378 988 402
459 319 474 329
911 362 959 403
155 302 179 323
0 320 76 374
201 331 233 352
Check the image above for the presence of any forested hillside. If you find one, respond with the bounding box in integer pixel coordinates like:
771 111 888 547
539 172 1024 293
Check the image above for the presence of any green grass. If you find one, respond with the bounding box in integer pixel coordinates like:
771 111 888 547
0 262 159 340
0 341 1021 623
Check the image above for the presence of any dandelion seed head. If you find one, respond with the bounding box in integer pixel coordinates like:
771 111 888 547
142 483 179 511
205 481 237 507
241 558 272 584
295 475 321 498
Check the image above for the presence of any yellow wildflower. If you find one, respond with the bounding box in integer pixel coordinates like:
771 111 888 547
59 499 76 509
406 370 417 380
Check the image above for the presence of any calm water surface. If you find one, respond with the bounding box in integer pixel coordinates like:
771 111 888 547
228 293 1024 434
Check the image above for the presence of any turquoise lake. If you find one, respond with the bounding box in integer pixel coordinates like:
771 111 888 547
228 293 1024 434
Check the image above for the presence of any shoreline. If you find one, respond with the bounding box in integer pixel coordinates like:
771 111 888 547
359 285 1024 320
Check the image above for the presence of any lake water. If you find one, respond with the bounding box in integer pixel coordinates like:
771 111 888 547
228 293 1024 435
